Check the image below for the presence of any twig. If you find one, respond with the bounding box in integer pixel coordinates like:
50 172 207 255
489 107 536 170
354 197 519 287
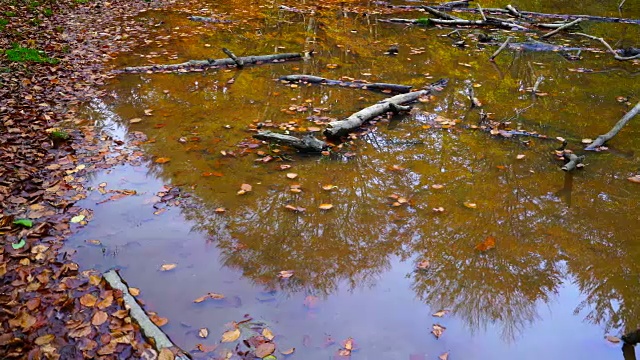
505 4 520 17
477 3 487 21
222 47 244 68
423 6 461 20
619 0 626 10
573 32 640 61
541 18 583 39
532 75 545 94
490 36 513 61
585 101 640 150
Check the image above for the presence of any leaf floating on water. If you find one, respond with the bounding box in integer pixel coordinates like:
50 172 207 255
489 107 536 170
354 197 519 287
439 352 449 360
129 118 142 123
221 328 241 342
215 207 226 213
155 157 171 164
144 109 153 116
279 165 292 170
432 310 448 317
286 173 298 179
70 215 85 223
279 270 294 278
160 263 177 271
605 335 621 343
263 356 277 360
85 239 102 246
463 202 477 209
198 327 209 338
262 328 275 340
581 138 593 144
432 324 446 339
129 287 140 296
256 343 276 358
151 315 169 327
194 292 225 303
11 239 26 250
432 207 445 213
628 176 640 184
431 184 444 190
237 183 253 195
319 203 333 210
281 347 295 355
475 236 496 252
417 260 430 269
322 184 337 191
284 204 306 213
516 154 525 160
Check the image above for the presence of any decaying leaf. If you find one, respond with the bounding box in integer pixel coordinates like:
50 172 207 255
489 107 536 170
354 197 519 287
475 236 496 252
606 335 621 343
281 347 295 355
155 157 171 164
80 293 98 307
432 310 448 317
198 327 209 338
255 342 276 358
35 334 55 345
432 324 446 339
194 292 225 303
319 203 333 210
278 270 294 278
92 311 108 326
221 328 241 342
262 328 275 340
160 263 177 271
238 183 253 195
158 348 175 360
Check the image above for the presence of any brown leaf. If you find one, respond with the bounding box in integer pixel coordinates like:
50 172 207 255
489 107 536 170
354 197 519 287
68 323 91 338
278 270 294 278
196 343 218 353
628 176 640 183
439 352 449 360
475 236 496 252
129 287 140 296
158 348 175 360
319 203 333 210
92 311 108 326
151 315 169 327
26 297 41 311
417 260 430 269
34 334 55 345
221 328 241 342
432 310 448 317
606 335 621 343
262 328 275 340
255 342 276 358
80 293 98 307
155 157 171 164
160 263 177 271
281 347 295 355
432 324 446 339
97 292 113 309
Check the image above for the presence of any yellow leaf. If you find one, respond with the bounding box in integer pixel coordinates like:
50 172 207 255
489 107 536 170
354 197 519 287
92 311 108 326
129 287 140 296
221 328 241 342
286 173 298 179
322 184 337 191
262 328 275 340
463 202 477 209
319 203 333 210
35 334 55 345
160 263 177 271
281 348 295 355
155 157 171 164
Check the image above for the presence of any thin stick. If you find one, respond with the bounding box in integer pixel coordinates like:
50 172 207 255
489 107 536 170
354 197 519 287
532 75 545 94
477 3 487 21
585 101 640 150
489 36 513 61
541 18 583 39
619 0 626 10
505 4 520 17
573 32 640 61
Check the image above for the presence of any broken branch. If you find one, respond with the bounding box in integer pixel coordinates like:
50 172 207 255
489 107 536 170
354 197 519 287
585 101 640 150
253 131 327 152
490 36 513 61
541 18 583 39
572 32 640 61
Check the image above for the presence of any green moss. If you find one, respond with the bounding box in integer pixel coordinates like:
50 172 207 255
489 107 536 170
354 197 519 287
0 18 8 31
43 8 53 17
50 130 70 141
4 11 16 17
5 45 59 64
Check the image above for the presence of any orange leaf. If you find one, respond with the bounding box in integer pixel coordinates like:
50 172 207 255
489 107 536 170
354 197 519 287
319 203 333 210
475 236 496 252
155 157 171 164
80 293 98 307
92 311 108 326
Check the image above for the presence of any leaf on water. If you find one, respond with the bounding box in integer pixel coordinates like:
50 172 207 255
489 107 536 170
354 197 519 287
281 347 295 355
80 293 98 307
71 214 85 223
284 205 306 213
263 356 277 360
85 239 102 246
158 348 175 360
199 327 209 338
155 157 171 164
431 184 444 189
390 164 404 171
417 260 430 269
286 173 298 179
475 236 496 252
432 207 445 213
129 287 140 296
256 342 276 358
92 311 108 326
221 328 241 342
13 219 33 228
278 270 294 278
432 324 446 339
432 310 448 317
262 328 275 340
463 202 477 209
279 165 292 170
628 176 640 184
606 335 621 343
151 315 168 327
195 343 218 353
581 138 593 144
240 184 252 193
322 184 337 191
144 109 153 116
344 337 354 350
130 118 142 123
439 352 449 360
319 203 333 210
194 292 225 303
516 154 525 160
11 239 26 250
215 207 226 213
160 263 177 271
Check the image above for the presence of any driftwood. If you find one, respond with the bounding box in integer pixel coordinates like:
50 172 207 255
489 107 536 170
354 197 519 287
585 101 640 150
376 2 640 24
222 47 244 68
118 52 303 73
187 15 232 24
541 18 583 38
562 153 585 171
279 74 413 93
103 270 190 360
573 33 640 61
324 79 448 138
253 131 327 152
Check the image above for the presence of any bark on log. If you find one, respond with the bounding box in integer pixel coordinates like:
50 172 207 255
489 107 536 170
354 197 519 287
562 153 585 171
118 52 303 73
103 270 191 360
279 74 413 93
253 131 327 152
324 79 448 138
585 101 640 150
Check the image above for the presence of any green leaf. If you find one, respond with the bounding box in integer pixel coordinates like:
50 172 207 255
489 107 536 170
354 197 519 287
70 215 85 223
13 219 33 228
12 239 26 250
263 356 277 360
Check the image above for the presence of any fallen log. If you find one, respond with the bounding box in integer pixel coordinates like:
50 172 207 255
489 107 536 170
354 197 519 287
253 131 327 152
585 101 640 150
103 270 191 360
382 17 527 30
324 79 448 138
187 15 232 24
375 2 640 24
222 47 244 68
279 74 413 93
118 52 304 74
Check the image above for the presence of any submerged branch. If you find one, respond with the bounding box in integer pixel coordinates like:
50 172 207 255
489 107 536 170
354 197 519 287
585 101 640 150
279 74 413 93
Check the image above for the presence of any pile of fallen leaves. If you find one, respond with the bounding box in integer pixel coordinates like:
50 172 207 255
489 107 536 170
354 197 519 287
0 0 185 358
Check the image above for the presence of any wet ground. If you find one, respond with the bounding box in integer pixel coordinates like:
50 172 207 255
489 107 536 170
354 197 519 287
67 0 640 358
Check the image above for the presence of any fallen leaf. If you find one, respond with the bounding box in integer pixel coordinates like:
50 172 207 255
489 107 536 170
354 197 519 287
344 337 354 350
256 342 276 358
129 287 140 296
130 118 142 123
627 176 640 184
431 184 444 189
160 263 177 271
432 324 446 339
11 239 26 250
432 310 448 317
516 154 525 160
475 236 496 252
279 270 294 278
151 315 168 327
92 311 108 326
432 207 445 213
215 207 226 213
439 352 449 360
322 184 337 191
417 260 430 269
319 203 333 210
158 348 174 360
155 157 171 164
281 347 295 355
80 293 98 307
13 219 33 228
581 138 593 144
606 335 621 343
262 328 275 340
279 165 292 170
463 202 477 209
70 215 85 223
199 328 209 338
221 328 241 342
286 173 298 179
35 334 55 345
